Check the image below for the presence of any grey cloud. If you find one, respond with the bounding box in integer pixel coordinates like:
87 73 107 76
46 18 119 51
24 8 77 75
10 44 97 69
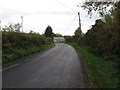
0 8 24 20
32 11 76 15
0 8 76 22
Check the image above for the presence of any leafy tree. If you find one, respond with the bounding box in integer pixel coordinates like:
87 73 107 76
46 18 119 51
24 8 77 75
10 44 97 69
44 25 53 38
14 23 21 32
74 27 82 38
85 19 106 55
81 0 120 18
79 0 120 60
2 23 21 32
74 27 82 43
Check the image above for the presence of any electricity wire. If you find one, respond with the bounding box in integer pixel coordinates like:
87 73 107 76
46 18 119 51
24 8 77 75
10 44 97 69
65 14 78 31
54 0 77 12
54 0 79 31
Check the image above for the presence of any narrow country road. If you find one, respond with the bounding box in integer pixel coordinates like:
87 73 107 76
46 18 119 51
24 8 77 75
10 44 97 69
3 43 87 88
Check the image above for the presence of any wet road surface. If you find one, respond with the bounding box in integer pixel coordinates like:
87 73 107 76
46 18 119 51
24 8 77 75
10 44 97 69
3 43 87 88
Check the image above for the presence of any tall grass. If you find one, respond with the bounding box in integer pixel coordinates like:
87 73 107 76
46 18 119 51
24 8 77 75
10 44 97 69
68 43 119 88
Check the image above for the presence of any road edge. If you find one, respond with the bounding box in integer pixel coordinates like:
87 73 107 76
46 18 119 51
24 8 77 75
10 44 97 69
65 43 89 88
2 44 55 71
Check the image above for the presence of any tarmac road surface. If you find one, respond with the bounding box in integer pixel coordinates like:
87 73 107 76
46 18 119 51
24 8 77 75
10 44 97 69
3 43 87 88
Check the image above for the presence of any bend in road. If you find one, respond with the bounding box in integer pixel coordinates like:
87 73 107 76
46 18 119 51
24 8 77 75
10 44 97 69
3 43 88 88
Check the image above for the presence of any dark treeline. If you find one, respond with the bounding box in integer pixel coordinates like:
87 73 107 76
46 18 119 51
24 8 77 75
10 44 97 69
65 1 120 61
44 25 63 38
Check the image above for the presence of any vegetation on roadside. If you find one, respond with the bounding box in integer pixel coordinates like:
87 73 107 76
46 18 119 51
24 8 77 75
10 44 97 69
2 24 54 66
65 1 120 61
3 43 54 67
67 43 118 88
64 1 120 88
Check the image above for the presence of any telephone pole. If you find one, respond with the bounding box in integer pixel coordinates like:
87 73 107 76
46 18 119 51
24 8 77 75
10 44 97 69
77 4 81 30
78 12 81 30
0 21 1 31
21 16 23 32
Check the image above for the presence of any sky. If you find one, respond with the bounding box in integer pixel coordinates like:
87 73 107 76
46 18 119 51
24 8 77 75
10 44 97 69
0 0 101 35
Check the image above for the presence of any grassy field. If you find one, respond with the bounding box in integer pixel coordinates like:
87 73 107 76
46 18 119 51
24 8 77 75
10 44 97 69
67 43 119 88
3 43 55 67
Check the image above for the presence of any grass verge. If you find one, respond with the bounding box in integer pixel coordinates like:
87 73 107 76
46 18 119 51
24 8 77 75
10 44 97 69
67 42 118 88
3 43 55 67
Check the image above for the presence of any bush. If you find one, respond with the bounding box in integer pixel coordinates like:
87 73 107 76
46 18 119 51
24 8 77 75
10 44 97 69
2 31 54 66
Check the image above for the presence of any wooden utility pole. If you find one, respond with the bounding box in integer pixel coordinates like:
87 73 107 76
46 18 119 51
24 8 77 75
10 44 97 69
78 12 81 30
0 21 1 31
77 3 81 30
21 16 23 32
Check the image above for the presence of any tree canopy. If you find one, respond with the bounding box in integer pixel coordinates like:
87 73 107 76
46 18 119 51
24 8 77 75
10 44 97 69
81 0 120 17
44 25 53 38
74 27 82 38
2 23 21 32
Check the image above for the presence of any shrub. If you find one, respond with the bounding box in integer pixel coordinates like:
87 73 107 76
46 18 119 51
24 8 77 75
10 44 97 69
2 31 54 65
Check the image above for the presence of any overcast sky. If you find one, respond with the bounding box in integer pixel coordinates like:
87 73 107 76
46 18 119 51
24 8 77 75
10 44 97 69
0 0 101 35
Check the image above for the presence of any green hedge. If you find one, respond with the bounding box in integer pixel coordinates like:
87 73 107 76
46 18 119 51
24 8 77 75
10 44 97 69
2 31 54 66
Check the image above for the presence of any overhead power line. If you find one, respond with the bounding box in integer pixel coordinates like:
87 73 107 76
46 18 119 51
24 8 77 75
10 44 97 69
66 14 78 31
54 0 81 31
54 0 77 12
